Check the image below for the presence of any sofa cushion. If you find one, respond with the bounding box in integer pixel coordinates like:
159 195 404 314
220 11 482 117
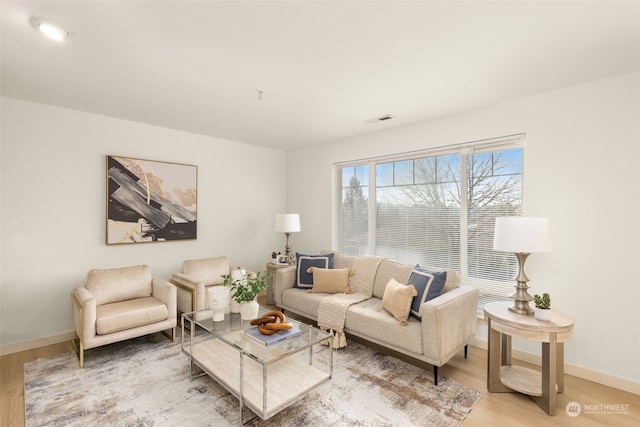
348 256 383 296
295 253 334 288
182 256 229 286
96 297 168 335
421 266 460 294
281 288 326 320
321 250 358 270
86 265 152 306
309 267 351 294
382 278 417 323
408 265 448 319
345 298 424 355
373 259 414 299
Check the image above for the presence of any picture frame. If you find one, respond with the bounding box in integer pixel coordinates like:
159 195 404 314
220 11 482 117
106 155 197 245
277 255 289 265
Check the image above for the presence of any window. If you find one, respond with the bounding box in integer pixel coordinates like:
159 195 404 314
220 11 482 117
336 135 524 313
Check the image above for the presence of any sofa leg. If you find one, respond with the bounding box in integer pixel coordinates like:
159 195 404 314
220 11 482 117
433 365 438 386
464 344 468 359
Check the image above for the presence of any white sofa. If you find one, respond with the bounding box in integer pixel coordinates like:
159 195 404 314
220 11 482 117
274 251 478 384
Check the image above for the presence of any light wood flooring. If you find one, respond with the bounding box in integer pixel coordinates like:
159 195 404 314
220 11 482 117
2 326 638 426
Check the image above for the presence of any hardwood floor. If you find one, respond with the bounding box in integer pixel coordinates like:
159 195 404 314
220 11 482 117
1 341 74 427
2 334 638 426
442 345 639 427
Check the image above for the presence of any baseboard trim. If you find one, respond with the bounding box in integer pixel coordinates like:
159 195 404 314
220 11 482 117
469 336 640 396
0 330 77 356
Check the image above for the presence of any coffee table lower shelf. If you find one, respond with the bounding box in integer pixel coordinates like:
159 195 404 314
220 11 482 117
186 338 331 421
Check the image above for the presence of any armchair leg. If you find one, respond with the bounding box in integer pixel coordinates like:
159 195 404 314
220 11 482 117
70 293 85 368
71 338 84 368
162 327 177 342
433 365 438 386
464 344 468 359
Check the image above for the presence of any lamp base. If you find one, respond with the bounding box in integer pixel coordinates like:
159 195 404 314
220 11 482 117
509 282 534 315
509 252 535 315
283 232 297 266
509 301 534 315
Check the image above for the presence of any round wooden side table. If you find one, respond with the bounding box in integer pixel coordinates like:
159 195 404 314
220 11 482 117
484 301 574 415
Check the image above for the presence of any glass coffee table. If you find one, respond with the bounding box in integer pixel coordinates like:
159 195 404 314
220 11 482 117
181 308 333 424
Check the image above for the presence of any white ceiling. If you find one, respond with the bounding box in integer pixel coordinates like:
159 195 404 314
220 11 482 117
2 1 639 150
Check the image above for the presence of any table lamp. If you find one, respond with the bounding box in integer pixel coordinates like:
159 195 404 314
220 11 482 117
275 213 301 265
493 216 552 315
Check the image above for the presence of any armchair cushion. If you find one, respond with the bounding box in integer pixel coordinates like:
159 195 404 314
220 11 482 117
96 297 168 335
182 256 229 286
86 265 152 306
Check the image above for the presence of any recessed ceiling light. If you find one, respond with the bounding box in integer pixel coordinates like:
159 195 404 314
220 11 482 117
29 17 68 42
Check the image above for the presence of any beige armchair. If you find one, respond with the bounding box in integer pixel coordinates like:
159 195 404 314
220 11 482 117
71 264 177 368
170 256 235 320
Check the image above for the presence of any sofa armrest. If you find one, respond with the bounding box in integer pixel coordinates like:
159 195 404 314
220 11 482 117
273 266 297 307
170 272 199 289
71 286 97 341
170 272 207 313
153 277 177 324
420 285 479 366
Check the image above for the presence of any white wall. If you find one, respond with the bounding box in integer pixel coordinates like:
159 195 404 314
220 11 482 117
2 72 639 387
0 97 287 347
287 72 640 385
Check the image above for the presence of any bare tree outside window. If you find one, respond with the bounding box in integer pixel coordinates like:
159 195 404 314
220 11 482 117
341 173 369 255
338 142 524 311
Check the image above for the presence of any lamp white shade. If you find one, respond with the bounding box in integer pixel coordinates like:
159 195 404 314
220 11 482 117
275 213 301 233
493 217 552 253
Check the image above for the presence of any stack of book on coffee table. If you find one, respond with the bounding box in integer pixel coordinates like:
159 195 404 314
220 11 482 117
245 325 301 346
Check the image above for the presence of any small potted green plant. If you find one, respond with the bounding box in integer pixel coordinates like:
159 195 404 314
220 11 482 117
533 292 551 321
222 271 269 320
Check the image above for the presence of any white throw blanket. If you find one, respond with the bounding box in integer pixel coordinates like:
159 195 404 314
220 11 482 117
317 256 383 348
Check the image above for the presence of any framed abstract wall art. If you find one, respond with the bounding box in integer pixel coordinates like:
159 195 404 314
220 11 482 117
106 155 197 244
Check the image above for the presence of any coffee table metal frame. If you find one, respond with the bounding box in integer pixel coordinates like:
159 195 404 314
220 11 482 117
181 308 332 424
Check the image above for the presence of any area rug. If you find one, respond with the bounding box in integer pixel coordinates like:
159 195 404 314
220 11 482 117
24 333 482 426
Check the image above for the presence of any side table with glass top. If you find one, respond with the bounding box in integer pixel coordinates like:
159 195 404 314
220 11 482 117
181 308 332 425
484 301 574 416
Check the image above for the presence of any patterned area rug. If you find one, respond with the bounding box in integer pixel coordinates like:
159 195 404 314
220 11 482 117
24 333 481 426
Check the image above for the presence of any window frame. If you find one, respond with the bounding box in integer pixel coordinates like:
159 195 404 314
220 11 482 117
334 134 526 312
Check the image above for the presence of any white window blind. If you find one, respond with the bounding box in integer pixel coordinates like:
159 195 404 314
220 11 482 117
339 164 370 256
374 154 462 270
336 135 524 313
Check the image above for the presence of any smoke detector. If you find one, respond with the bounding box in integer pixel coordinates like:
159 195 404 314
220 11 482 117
365 114 394 123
